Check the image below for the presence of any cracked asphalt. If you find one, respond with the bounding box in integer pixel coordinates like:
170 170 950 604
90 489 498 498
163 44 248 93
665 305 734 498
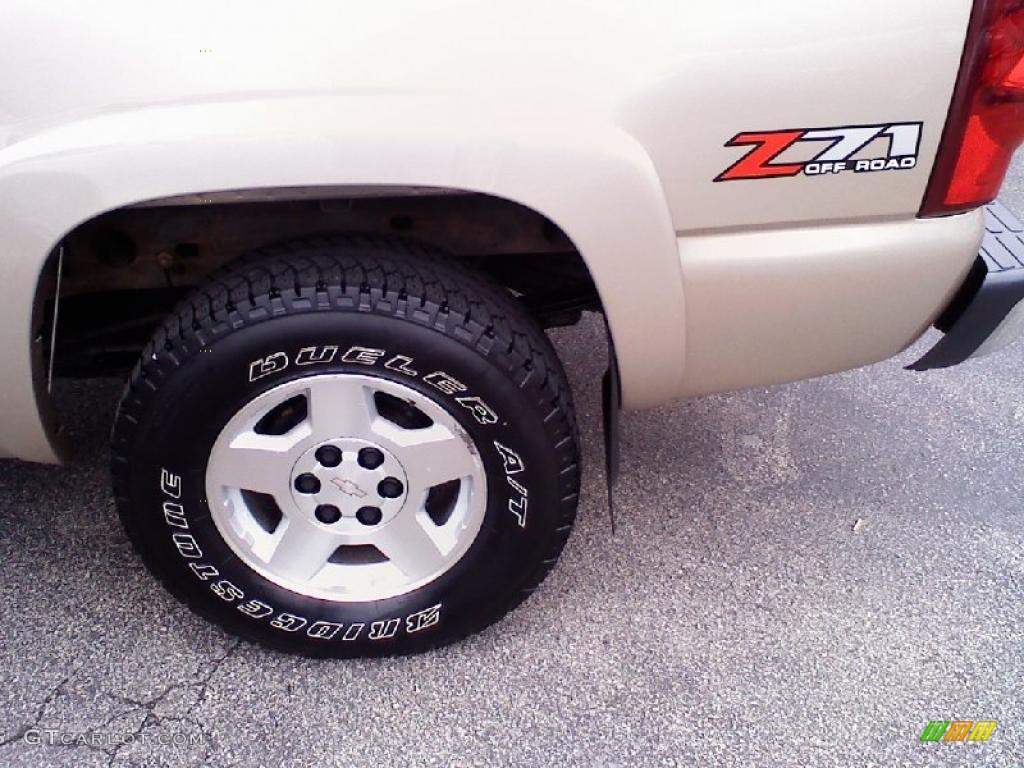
2 160 1023 767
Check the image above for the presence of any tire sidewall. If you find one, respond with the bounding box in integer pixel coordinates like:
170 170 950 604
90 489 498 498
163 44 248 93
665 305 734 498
123 310 559 656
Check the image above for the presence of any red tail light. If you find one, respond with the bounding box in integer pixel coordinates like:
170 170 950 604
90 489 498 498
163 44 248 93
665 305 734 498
921 0 1024 216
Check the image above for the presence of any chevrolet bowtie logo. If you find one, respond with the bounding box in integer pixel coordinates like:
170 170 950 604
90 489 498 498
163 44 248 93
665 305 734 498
330 477 367 498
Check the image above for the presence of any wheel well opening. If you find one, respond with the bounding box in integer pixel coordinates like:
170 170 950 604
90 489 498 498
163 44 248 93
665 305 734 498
44 187 602 378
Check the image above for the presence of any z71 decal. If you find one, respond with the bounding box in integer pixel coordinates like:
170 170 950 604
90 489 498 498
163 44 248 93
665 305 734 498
715 122 922 182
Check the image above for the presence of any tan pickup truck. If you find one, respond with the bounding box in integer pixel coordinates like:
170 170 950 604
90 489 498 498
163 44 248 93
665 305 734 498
1 0 1022 655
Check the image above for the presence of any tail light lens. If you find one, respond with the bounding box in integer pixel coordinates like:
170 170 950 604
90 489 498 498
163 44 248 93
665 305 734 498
921 0 1024 216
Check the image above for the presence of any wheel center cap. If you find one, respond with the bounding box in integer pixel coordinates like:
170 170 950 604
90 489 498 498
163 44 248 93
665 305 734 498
289 437 408 529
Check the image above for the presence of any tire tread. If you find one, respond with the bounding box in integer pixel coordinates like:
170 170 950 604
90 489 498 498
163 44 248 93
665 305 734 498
111 234 581 654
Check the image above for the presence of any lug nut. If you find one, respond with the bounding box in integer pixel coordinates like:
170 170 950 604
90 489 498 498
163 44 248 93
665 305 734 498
315 444 342 468
358 447 385 470
294 473 321 494
315 504 342 524
377 477 404 499
356 506 383 526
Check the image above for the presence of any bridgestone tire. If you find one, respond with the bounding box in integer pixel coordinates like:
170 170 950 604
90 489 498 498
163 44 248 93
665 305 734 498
111 236 581 657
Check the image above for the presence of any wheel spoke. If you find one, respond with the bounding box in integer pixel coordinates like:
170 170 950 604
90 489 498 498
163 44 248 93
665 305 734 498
207 432 295 496
373 514 448 581
306 378 376 438
387 424 479 497
265 516 339 582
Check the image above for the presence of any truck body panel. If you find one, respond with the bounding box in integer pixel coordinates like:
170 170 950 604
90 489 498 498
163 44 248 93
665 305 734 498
0 0 983 461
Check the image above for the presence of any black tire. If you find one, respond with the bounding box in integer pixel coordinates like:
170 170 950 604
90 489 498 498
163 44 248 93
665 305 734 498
111 236 580 657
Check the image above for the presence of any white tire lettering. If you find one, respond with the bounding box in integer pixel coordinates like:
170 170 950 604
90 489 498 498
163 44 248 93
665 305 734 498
296 345 338 366
493 442 525 474
172 533 202 559
424 371 467 395
248 352 289 381
236 599 274 619
495 442 529 528
189 563 219 581
368 618 401 640
162 502 188 529
306 621 345 640
340 346 385 365
210 579 244 602
342 623 365 641
270 613 308 632
160 469 182 499
406 604 441 634
384 354 418 376
456 396 498 425
507 476 528 528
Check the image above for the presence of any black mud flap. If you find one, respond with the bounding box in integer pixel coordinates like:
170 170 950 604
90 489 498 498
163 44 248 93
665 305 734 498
908 200 1024 371
602 329 621 532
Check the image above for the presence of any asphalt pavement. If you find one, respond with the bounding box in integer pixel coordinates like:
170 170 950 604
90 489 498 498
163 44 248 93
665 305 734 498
2 162 1023 768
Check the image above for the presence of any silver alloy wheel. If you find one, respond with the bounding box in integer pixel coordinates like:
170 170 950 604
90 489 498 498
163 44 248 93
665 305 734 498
205 374 487 602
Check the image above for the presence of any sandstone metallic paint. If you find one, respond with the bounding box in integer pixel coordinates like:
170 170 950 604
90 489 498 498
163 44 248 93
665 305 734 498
0 0 976 461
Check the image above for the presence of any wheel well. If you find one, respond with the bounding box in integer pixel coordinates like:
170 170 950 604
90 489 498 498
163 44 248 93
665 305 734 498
46 187 601 377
